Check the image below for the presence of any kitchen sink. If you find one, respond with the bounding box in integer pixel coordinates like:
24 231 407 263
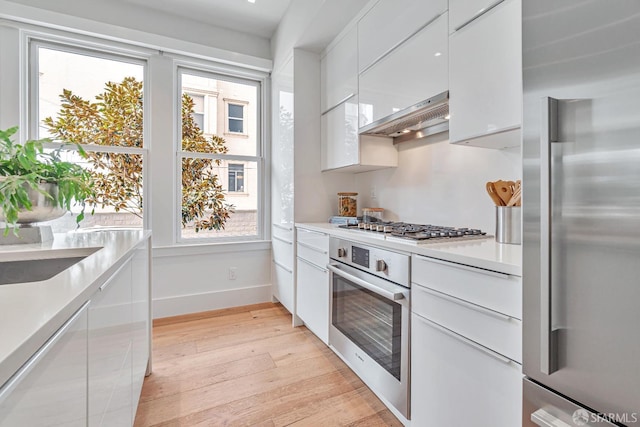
0 247 102 285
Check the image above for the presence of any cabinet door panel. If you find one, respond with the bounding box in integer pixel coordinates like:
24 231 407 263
0 305 88 427
321 26 357 111
449 0 503 32
449 0 521 147
89 260 133 427
411 312 521 427
272 260 294 314
296 258 329 344
321 96 359 170
359 14 448 129
358 0 447 72
131 239 150 421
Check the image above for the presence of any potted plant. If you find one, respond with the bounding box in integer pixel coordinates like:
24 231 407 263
0 126 94 236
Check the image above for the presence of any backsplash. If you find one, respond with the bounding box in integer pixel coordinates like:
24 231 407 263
354 132 521 232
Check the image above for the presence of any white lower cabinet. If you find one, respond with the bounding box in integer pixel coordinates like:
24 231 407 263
131 239 150 419
272 225 295 315
89 258 133 427
410 254 522 427
0 304 89 427
296 228 329 344
411 311 522 427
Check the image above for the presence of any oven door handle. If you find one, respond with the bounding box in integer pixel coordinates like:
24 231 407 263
327 263 406 301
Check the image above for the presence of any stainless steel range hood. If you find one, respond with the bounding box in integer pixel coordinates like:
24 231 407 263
359 91 449 144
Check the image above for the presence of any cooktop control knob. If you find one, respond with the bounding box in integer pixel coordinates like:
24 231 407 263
337 248 347 258
376 259 387 272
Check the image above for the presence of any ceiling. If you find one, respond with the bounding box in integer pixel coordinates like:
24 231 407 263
118 0 293 39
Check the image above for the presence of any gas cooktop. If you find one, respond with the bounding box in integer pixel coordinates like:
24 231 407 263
339 221 490 245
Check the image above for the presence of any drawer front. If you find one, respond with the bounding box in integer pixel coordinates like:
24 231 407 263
296 243 328 270
272 237 293 271
272 223 293 242
412 284 522 363
296 228 329 251
412 254 521 319
411 312 522 427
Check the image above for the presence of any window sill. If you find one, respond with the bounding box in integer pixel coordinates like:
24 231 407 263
223 132 249 139
153 239 271 258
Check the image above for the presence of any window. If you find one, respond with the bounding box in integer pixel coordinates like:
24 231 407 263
228 163 244 192
31 41 146 232
178 68 261 241
190 94 205 131
228 103 244 133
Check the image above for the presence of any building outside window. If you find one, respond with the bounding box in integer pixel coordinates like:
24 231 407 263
31 42 146 232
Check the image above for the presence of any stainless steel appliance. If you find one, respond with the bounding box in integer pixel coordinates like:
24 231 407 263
328 237 410 420
339 221 489 244
523 2 640 426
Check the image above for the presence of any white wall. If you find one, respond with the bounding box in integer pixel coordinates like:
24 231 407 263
152 244 271 318
355 133 521 232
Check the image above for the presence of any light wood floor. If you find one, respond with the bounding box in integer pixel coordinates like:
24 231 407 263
134 302 403 427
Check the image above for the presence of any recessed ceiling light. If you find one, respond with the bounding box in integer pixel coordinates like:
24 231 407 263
434 52 442 57
248 0 255 3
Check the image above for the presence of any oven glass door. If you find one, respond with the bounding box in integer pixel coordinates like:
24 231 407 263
332 272 402 380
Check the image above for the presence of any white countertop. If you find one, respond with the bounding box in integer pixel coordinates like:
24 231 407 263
0 230 151 388
295 223 521 276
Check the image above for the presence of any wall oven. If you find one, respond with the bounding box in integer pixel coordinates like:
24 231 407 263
327 237 410 420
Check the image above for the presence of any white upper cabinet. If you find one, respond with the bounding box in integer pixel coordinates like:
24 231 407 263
449 0 503 33
321 26 358 112
321 96 359 170
449 0 522 148
321 95 397 172
358 13 448 129
358 0 447 73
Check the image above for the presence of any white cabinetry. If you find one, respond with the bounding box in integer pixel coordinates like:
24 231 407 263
449 0 503 33
410 254 522 427
320 24 397 172
89 258 133 427
271 56 296 317
295 228 330 344
272 225 295 315
321 26 357 113
449 0 522 148
357 0 447 72
358 13 448 129
0 304 89 427
131 239 150 418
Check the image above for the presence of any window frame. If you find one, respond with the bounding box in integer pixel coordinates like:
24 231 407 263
176 65 266 243
27 37 150 229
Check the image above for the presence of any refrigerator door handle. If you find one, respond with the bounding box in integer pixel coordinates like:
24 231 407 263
541 96 559 375
531 408 573 427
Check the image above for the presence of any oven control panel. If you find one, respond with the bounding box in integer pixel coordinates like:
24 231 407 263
352 246 370 268
329 237 410 287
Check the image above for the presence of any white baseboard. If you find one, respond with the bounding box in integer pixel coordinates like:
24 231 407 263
152 284 272 318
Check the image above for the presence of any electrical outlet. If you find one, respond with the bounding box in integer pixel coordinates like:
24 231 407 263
228 267 237 280
370 185 377 200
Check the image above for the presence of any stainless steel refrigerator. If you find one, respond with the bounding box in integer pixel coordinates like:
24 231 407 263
523 1 640 426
